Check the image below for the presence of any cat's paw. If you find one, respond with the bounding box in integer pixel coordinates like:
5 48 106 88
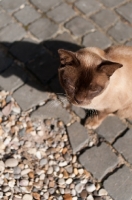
85 116 102 130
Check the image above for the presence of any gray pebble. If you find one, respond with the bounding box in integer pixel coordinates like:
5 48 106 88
40 158 48 167
75 183 84 193
58 178 65 185
14 166 21 174
0 192 3 199
18 128 25 137
48 188 55 194
5 158 18 167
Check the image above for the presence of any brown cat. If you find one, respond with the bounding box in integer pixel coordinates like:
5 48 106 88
58 45 132 129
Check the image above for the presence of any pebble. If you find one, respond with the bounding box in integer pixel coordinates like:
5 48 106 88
87 195 94 200
21 169 32 176
59 161 67 167
14 166 21 174
19 179 29 186
0 160 5 172
40 158 48 166
75 183 84 193
5 158 18 167
72 197 77 200
98 188 108 196
23 194 33 200
66 178 72 184
58 178 65 185
0 192 3 199
86 183 96 193
47 166 53 174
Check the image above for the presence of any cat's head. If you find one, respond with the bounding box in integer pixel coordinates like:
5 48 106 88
58 48 122 107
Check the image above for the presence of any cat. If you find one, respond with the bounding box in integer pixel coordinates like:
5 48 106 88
58 45 132 129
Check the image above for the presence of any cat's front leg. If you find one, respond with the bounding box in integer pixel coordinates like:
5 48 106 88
85 111 108 129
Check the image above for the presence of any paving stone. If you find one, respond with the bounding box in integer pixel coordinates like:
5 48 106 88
9 38 40 63
0 64 27 92
98 0 125 8
66 0 76 2
108 21 132 43
95 116 127 143
72 105 86 118
126 40 132 46
27 49 59 84
30 0 62 12
47 3 75 23
114 129 132 164
116 2 132 24
65 16 95 36
28 17 58 41
14 5 41 26
104 166 132 200
43 32 81 57
79 143 118 180
90 9 118 29
31 100 71 124
67 122 89 153
13 80 49 111
49 75 65 93
0 45 13 72
75 0 102 15
0 12 13 29
83 31 112 49
0 23 26 42
0 0 26 13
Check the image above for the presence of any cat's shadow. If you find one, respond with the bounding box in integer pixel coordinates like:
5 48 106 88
0 40 82 94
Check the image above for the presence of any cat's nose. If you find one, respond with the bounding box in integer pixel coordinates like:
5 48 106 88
74 96 83 104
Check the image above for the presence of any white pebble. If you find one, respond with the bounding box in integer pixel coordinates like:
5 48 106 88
86 183 96 193
87 195 94 200
40 174 45 180
23 194 32 200
72 197 77 200
9 180 15 188
0 192 3 199
98 188 108 196
66 178 72 184
40 158 48 166
59 161 67 167
19 179 29 186
75 183 84 193
0 161 5 172
47 167 53 174
5 158 18 167
21 169 32 176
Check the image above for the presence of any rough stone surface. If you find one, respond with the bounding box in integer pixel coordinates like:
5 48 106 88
79 143 118 180
83 31 112 49
30 0 62 12
13 80 49 111
47 3 75 23
75 0 102 15
114 129 132 164
67 122 89 153
91 9 118 29
116 2 132 24
0 12 13 29
108 21 132 43
0 64 27 92
96 116 127 143
98 0 125 7
0 0 26 13
0 23 26 42
31 100 71 124
104 166 132 200
43 32 80 57
14 5 41 26
65 16 95 36
72 105 86 118
28 17 58 41
126 40 132 46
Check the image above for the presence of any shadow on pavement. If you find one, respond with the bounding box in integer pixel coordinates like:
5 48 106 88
0 40 82 94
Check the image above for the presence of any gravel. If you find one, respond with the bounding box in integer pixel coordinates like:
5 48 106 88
0 90 112 200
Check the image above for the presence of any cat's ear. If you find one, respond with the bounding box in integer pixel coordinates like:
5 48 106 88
97 60 123 77
58 49 78 67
